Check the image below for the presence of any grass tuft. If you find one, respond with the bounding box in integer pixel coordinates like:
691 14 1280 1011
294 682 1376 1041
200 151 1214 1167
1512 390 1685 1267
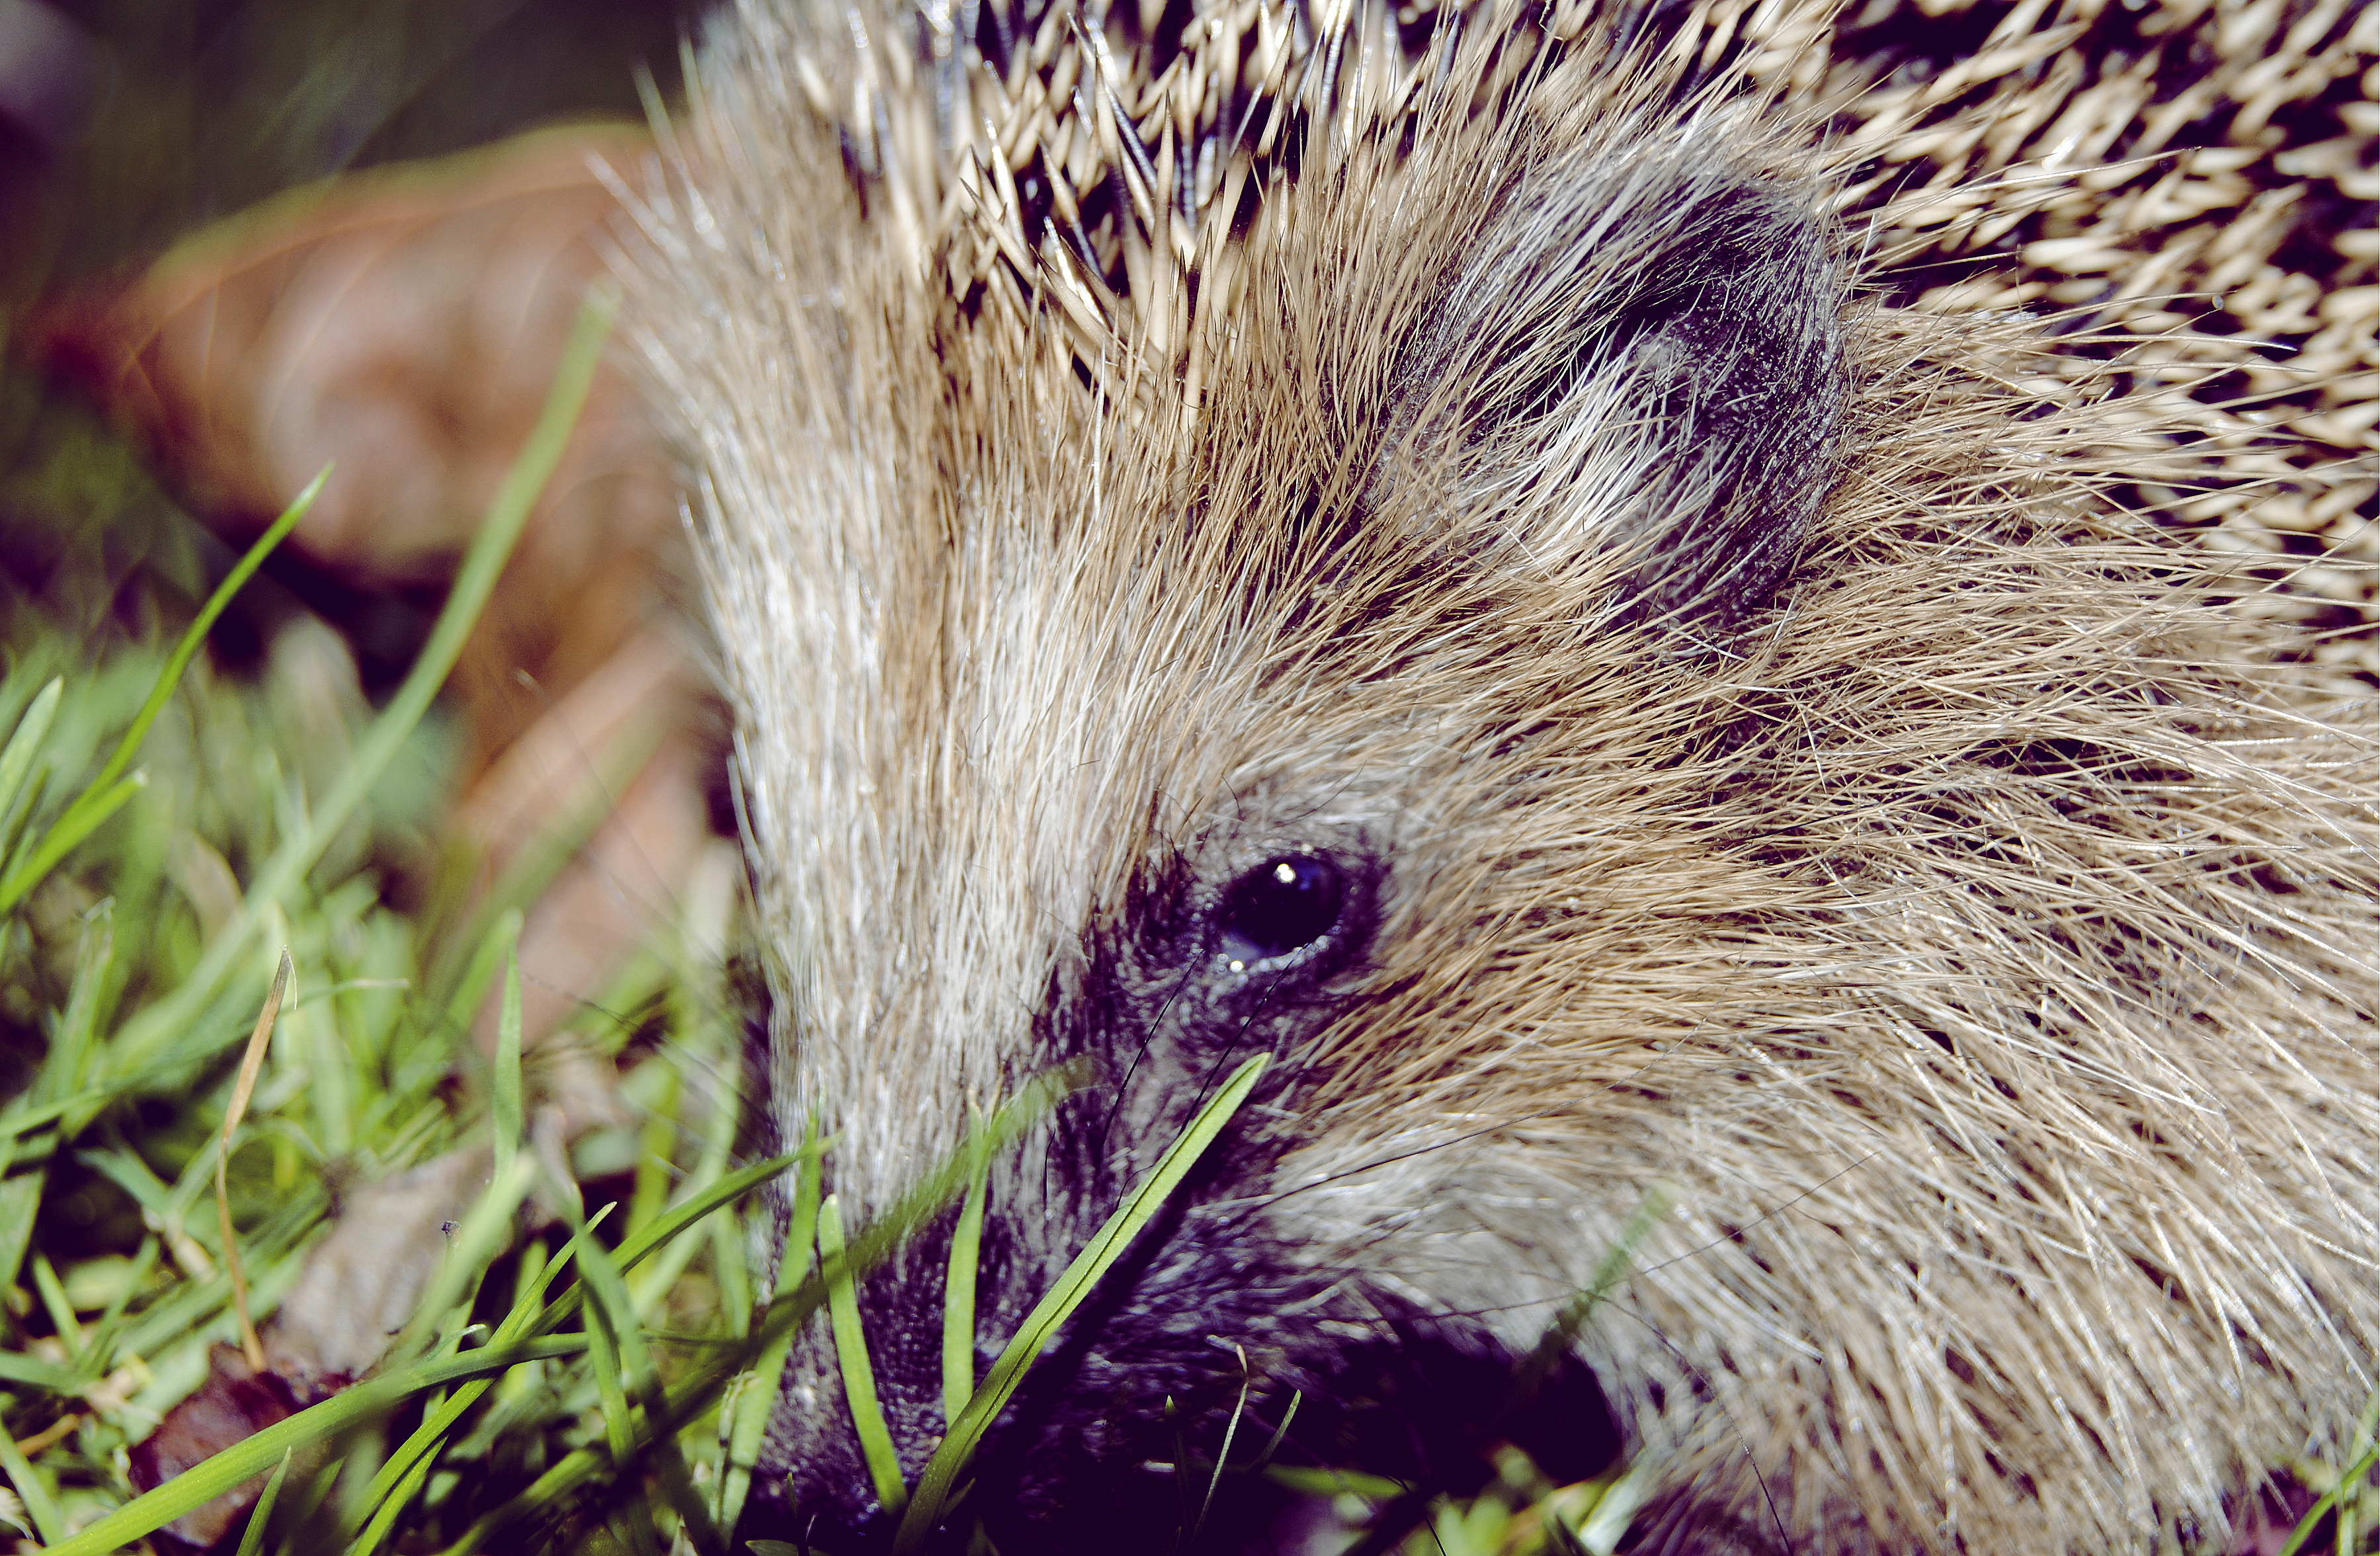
940 1118 990 1430
0 470 321 917
893 1053 1271 1555
821 1192 908 1518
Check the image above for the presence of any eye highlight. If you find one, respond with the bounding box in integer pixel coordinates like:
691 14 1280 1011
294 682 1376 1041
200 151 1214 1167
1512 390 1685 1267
1217 855 1346 969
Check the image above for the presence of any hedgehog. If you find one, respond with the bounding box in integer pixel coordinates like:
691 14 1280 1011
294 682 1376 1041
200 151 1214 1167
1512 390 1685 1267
623 0 2380 1549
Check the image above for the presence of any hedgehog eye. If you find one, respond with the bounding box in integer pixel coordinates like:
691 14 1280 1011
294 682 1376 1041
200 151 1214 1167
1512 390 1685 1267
1217 856 1345 968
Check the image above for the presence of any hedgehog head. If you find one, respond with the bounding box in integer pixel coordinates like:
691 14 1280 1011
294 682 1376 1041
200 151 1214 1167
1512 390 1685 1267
637 6 2380 1552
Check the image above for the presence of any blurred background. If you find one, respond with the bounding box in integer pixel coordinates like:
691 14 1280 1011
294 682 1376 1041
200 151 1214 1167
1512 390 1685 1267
0 0 721 1430
2 0 701 283
0 0 705 688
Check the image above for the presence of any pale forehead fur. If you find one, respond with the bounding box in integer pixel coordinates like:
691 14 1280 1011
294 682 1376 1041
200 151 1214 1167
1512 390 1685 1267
644 0 1846 1191
630 0 2380 1550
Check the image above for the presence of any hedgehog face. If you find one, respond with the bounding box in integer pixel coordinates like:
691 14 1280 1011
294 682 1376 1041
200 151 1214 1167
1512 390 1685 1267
645 5 2380 1553
677 68 1850 1543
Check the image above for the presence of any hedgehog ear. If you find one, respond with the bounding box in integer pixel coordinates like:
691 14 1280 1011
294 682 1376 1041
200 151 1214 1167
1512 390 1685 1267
1395 137 1846 626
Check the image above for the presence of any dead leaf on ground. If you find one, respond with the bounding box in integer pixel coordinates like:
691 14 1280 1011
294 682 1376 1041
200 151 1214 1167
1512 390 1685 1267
27 121 722 1059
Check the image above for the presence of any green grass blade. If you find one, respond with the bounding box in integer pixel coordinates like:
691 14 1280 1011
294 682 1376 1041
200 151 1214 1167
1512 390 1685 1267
1500 1184 1670 1430
0 678 62 833
1195 1350 1254 1541
0 471 322 913
581 1282 639 1487
525 1149 806 1342
821 1192 909 1516
0 1350 76 1393
87 473 323 803
616 1149 805 1276
448 1073 1081 1555
110 285 618 1072
1576 1456 1657 1556
718 1123 821 1534
387 1153 536 1366
354 1235 567 1522
491 934 524 1190
354 1387 479 1539
786 1121 823 1290
75 1235 159 1383
941 1126 990 1426
345 1192 672 1540
427 719 658 1016
891 1054 1270 1555
19 910 113 1262
41 1336 591 1556
0 1158 39 1304
345 1438 432 1556
243 1159 504 1547
30 1252 82 1354
1250 1389 1301 1475
231 1448 292 1556
2279 1441 2380 1556
440 1217 876 1554
718 1321 795 1535
0 1407 63 1545
572 1196 719 1556
626 1070 680 1239
0 913 113 1303
568 1219 647 1444
439 1448 600 1556
440 904 522 1048
628 977 750 1318
0 773 144 914
47 903 115 1100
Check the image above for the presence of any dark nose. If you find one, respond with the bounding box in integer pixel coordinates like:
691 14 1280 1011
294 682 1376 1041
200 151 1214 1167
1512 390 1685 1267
745 1389 886 1549
1295 1329 1625 1504
746 1248 962 1551
740 1373 925 1551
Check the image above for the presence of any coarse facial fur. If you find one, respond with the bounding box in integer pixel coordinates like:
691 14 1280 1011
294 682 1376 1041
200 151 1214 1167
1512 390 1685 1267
630 0 2380 1549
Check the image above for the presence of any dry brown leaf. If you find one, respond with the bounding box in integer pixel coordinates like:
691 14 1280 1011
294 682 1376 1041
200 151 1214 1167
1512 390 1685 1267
28 122 722 1059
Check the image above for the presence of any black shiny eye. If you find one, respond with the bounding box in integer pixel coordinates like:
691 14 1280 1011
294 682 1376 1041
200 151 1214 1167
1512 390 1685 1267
1217 855 1346 967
